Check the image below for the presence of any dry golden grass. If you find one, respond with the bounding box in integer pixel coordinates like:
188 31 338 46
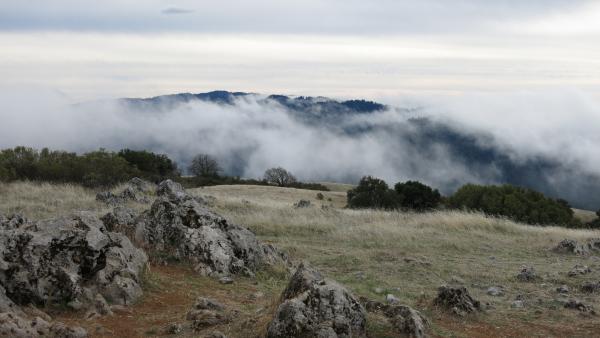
319 181 355 192
573 208 598 223
196 184 600 337
0 181 108 219
0 181 148 220
4 181 600 337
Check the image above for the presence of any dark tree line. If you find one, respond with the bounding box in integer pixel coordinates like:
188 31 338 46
347 175 584 227
0 147 179 187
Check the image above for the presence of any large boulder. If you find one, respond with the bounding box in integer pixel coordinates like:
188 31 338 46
0 212 148 307
267 264 367 338
136 180 287 277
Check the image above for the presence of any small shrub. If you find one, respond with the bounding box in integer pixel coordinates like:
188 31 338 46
316 192 324 200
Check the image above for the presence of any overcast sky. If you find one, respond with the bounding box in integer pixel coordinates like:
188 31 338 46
1 0 600 100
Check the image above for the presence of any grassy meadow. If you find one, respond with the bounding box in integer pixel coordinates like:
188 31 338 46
2 181 600 337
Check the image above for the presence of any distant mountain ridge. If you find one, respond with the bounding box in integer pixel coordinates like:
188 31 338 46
121 90 386 114
119 90 600 210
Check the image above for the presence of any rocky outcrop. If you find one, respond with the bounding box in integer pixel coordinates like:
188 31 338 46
136 180 287 277
362 298 428 338
0 312 88 338
96 177 155 205
186 297 230 332
0 212 148 307
581 282 600 293
553 238 600 256
568 265 592 277
0 284 87 337
267 264 367 338
564 299 595 314
293 200 311 208
100 206 145 246
434 286 481 316
516 266 538 282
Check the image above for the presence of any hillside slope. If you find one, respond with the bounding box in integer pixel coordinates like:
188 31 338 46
2 181 600 337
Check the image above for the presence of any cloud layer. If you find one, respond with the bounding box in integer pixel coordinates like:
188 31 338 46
0 1 589 34
1 88 599 207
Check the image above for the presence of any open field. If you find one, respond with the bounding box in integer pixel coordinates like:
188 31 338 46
2 181 600 337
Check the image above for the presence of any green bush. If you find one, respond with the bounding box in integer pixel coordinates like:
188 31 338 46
118 149 179 180
394 180 441 211
447 184 577 226
347 176 441 211
347 176 401 210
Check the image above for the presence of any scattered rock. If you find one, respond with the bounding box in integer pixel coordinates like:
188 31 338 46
219 277 234 285
516 266 538 282
23 305 52 322
136 180 288 278
434 286 481 316
553 239 589 255
359 297 428 338
374 287 384 294
0 213 27 230
186 297 230 331
511 300 524 309
553 238 600 256
48 322 88 338
166 322 183 334
190 310 229 331
386 294 400 304
293 199 311 208
267 263 367 338
385 305 428 338
564 299 595 314
93 294 113 316
187 297 225 313
581 282 600 293
568 264 592 277
556 285 570 293
0 311 87 338
486 286 504 297
354 271 366 280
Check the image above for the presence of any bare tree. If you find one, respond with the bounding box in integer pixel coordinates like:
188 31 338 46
189 154 221 177
263 167 297 187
